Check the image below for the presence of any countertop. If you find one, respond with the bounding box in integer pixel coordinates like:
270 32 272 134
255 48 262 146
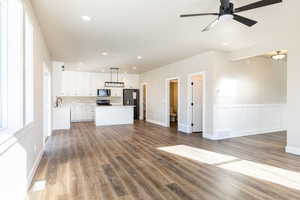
53 105 71 110
95 105 134 108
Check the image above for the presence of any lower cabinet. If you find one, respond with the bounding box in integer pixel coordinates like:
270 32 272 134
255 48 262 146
70 103 95 122
53 106 71 130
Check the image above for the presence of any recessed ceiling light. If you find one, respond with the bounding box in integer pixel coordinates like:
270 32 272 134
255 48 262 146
81 16 91 21
222 42 229 46
137 56 143 60
102 52 108 56
101 69 105 72
77 67 81 70
132 66 137 70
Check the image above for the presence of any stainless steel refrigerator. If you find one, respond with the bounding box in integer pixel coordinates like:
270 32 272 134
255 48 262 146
123 89 139 120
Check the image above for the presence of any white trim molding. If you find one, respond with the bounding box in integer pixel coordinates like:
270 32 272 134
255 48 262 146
213 104 286 140
140 82 148 121
187 71 207 135
27 145 45 189
178 123 190 134
286 146 300 156
146 119 167 127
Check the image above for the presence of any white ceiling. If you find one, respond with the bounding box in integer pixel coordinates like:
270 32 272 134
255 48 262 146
30 0 287 73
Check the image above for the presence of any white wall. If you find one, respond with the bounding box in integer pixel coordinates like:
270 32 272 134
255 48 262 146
225 0 300 154
140 51 287 139
214 56 286 105
0 0 51 199
286 44 300 155
211 54 287 139
140 51 216 136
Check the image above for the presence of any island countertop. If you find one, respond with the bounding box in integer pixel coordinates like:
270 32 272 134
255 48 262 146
95 105 134 126
95 105 134 108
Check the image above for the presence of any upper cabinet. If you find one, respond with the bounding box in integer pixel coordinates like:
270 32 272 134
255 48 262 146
52 63 140 97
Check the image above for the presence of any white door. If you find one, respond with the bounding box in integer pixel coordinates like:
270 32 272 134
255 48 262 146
43 64 52 143
191 75 203 132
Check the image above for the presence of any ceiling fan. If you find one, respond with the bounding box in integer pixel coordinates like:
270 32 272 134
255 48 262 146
180 0 283 32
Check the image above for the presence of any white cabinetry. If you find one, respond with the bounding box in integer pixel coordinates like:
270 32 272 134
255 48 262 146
71 103 95 122
110 88 123 97
53 106 71 130
52 64 140 97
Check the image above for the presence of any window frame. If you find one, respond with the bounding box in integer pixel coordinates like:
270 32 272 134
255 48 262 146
24 12 34 126
0 0 24 136
0 0 8 131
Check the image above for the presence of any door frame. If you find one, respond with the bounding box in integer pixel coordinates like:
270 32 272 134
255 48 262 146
140 82 148 121
165 77 181 129
187 72 206 135
43 63 52 144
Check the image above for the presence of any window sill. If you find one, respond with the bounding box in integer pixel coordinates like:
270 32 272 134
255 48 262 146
0 122 37 155
0 128 14 144
0 133 17 155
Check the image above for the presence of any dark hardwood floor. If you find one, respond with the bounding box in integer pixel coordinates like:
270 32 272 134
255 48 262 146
28 121 300 200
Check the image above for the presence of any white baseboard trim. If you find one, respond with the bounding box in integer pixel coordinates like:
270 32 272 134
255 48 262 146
178 123 191 134
203 133 217 140
286 146 300 156
27 144 45 190
146 119 167 127
211 129 285 140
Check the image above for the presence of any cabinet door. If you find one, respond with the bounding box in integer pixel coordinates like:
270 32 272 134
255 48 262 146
110 89 114 97
96 73 105 89
89 73 98 96
66 71 77 96
79 72 90 96
70 104 78 122
85 73 93 96
61 71 73 96
60 71 67 96
112 88 123 97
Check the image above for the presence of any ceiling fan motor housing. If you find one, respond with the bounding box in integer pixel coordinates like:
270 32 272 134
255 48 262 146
220 0 234 16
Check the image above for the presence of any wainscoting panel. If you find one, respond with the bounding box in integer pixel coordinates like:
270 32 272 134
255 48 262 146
213 104 286 139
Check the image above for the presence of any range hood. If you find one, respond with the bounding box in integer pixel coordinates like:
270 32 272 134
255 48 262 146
104 67 125 88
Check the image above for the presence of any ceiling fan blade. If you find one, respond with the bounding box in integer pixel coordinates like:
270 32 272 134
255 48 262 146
233 14 257 26
202 18 219 32
234 0 282 13
180 13 219 18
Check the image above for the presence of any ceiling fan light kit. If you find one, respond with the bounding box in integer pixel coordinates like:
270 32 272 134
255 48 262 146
180 0 283 32
272 51 286 60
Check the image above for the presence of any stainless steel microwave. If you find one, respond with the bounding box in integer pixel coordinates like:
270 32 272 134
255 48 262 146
97 89 111 97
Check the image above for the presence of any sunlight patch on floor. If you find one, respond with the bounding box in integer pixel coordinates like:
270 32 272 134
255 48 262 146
158 145 238 165
158 145 300 191
219 160 300 191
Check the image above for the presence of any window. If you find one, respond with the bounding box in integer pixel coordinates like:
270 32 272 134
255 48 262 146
1 0 35 135
25 13 34 125
0 0 24 135
0 0 8 129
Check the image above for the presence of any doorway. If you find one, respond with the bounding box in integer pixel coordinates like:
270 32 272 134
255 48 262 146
169 79 178 128
165 77 180 130
43 63 52 144
142 84 147 121
188 73 205 135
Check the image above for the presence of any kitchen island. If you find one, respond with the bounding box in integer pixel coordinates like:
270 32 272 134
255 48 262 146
95 105 134 126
